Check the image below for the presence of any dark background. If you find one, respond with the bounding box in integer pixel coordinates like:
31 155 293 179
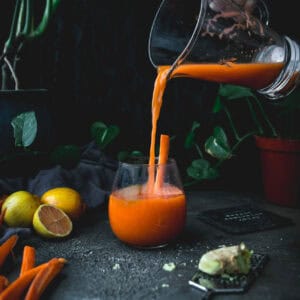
0 1 298 192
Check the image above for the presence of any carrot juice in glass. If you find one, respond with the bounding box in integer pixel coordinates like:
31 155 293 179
108 157 186 248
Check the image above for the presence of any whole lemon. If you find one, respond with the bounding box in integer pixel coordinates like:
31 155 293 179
2 191 41 227
40 187 85 220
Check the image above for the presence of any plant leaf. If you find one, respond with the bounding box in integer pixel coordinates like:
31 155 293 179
96 125 120 150
184 122 200 149
187 159 219 180
218 84 255 100
90 121 107 139
11 111 37 147
191 159 210 170
205 135 232 160
212 95 223 113
187 159 210 180
117 150 144 162
206 167 220 179
213 126 230 150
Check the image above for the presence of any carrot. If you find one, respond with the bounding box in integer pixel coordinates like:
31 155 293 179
25 258 66 300
0 234 18 268
0 275 9 293
154 134 170 191
20 245 36 276
0 258 66 300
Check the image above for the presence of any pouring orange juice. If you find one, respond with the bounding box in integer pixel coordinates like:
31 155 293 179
109 0 300 248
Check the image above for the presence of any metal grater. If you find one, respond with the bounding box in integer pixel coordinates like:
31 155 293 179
198 205 293 234
189 253 269 299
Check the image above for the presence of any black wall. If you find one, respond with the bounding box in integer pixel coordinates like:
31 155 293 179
0 1 298 192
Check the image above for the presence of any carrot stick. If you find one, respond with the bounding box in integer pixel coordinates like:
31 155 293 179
0 275 9 293
25 258 66 300
20 245 36 276
154 134 170 191
0 234 18 268
0 258 66 300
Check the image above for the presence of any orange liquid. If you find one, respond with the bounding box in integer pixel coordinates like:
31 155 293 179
109 184 186 247
160 62 284 90
149 62 283 169
109 62 283 247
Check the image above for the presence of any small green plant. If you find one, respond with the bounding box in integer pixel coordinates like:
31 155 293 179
1 0 60 90
184 84 300 187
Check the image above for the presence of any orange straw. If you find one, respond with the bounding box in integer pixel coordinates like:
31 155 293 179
154 134 170 191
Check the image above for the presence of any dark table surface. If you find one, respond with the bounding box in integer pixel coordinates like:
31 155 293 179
8 190 300 300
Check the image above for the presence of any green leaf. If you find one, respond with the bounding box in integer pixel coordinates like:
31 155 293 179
117 150 144 162
212 95 223 113
187 166 204 180
90 121 107 139
187 159 210 180
50 144 81 166
11 111 37 147
186 159 220 180
191 159 210 170
206 167 220 179
95 125 120 150
131 150 144 157
213 126 230 150
117 151 130 161
219 84 255 100
205 135 232 160
184 121 200 149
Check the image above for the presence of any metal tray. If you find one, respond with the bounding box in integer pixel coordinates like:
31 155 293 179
189 253 269 299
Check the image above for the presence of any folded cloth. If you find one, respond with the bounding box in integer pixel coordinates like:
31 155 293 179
0 141 118 208
0 141 119 243
0 227 31 245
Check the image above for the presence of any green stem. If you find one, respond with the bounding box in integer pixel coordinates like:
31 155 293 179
246 97 264 135
4 0 22 53
253 96 278 137
223 104 241 141
194 143 204 159
16 0 25 36
213 130 258 169
30 0 61 38
22 0 33 36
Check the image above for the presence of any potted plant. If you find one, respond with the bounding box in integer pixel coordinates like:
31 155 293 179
0 0 61 173
184 84 300 208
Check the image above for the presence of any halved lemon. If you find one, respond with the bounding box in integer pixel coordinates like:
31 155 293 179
33 204 73 239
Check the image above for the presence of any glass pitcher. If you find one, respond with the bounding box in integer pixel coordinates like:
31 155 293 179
148 0 300 100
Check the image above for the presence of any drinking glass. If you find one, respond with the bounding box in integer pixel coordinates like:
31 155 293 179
108 157 186 249
148 0 300 99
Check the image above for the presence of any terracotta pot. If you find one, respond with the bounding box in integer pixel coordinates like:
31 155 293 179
255 135 300 208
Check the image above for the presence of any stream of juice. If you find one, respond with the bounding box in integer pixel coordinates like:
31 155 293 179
148 62 283 172
109 61 283 247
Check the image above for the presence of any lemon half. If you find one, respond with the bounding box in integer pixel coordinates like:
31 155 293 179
33 204 73 239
